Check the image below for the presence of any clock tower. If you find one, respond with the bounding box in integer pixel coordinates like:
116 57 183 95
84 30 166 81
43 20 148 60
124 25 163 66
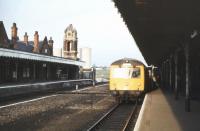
63 24 78 59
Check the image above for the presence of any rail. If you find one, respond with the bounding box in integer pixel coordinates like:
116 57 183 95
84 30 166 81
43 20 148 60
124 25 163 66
122 100 138 131
87 104 119 131
87 100 138 131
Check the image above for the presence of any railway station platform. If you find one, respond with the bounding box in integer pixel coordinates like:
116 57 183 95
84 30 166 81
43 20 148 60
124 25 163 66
134 88 200 131
0 79 93 101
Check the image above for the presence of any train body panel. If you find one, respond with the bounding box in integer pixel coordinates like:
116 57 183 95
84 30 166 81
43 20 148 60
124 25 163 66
110 66 145 91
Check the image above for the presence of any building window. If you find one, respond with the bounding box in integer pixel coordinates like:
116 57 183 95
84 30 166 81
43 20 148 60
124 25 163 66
67 42 70 51
13 71 17 78
23 68 26 78
43 63 46 67
23 67 30 78
27 68 30 78
64 42 67 50
45 49 48 53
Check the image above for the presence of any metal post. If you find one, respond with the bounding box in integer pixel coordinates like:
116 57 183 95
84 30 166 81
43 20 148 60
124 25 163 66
169 56 172 91
174 52 178 100
163 62 166 88
164 61 167 88
185 43 190 112
33 63 36 80
46 63 49 80
15 62 18 81
0 60 1 83
161 62 164 87
166 60 169 88
66 66 69 80
165 61 168 88
76 66 79 79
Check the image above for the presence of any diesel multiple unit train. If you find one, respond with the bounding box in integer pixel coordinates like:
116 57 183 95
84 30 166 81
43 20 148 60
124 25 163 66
109 58 154 101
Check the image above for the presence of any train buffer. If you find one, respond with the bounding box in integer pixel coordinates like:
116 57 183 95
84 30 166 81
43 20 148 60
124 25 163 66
134 88 200 131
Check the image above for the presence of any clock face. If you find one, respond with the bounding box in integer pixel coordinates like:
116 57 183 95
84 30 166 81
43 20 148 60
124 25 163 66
68 32 71 36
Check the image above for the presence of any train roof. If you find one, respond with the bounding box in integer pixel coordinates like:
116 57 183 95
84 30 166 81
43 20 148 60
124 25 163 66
111 58 144 66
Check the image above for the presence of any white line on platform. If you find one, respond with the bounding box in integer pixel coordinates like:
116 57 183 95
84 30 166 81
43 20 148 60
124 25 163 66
72 86 92 92
0 94 60 109
72 84 108 92
133 93 148 131
95 84 108 87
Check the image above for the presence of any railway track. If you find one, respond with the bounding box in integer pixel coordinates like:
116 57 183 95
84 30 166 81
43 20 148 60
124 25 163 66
87 100 138 131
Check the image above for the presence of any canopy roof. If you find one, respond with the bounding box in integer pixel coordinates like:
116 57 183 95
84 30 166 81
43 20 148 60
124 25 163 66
113 0 200 65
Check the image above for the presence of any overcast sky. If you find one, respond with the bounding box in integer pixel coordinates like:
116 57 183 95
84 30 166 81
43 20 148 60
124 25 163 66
0 0 146 66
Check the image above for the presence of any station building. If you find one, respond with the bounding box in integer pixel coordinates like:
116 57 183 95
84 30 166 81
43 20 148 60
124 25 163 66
0 21 83 84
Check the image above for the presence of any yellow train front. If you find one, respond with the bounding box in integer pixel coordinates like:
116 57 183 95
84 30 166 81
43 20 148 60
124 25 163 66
109 58 147 101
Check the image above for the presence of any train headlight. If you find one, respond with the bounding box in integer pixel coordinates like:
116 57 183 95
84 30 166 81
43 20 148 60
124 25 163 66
112 90 119 96
123 86 128 90
137 83 141 87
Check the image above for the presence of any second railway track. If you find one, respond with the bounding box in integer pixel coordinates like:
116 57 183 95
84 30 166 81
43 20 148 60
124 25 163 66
87 100 139 131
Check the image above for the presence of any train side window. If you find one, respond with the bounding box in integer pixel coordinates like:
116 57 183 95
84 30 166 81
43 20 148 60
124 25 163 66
131 68 140 78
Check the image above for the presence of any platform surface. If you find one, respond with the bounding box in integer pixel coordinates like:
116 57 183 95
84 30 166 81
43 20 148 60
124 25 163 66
134 88 200 131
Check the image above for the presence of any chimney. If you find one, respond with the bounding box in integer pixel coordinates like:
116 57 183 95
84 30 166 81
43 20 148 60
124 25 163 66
11 23 18 48
33 31 39 53
48 37 54 56
11 23 18 39
49 37 54 48
24 32 28 45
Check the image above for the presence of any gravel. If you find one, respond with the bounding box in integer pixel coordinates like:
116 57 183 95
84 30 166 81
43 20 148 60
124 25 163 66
0 85 116 131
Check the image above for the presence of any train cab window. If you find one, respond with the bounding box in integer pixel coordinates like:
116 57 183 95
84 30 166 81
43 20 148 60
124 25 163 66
131 68 140 78
112 68 130 78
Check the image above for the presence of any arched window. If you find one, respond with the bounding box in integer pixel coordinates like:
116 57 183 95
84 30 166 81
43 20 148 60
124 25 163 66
67 41 70 51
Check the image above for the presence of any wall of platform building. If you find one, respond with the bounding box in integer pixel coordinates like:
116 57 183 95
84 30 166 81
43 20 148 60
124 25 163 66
0 57 79 84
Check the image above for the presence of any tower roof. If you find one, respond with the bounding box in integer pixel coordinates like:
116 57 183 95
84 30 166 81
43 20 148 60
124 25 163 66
64 24 77 33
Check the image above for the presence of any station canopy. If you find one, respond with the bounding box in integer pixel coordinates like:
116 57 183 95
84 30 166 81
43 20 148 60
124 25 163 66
0 48 84 66
113 0 200 65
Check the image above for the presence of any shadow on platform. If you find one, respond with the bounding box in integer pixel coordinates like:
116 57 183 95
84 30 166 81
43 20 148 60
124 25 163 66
161 88 200 131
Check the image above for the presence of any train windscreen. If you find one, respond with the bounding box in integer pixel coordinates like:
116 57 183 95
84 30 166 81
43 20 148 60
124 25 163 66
112 67 140 78
131 68 140 78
